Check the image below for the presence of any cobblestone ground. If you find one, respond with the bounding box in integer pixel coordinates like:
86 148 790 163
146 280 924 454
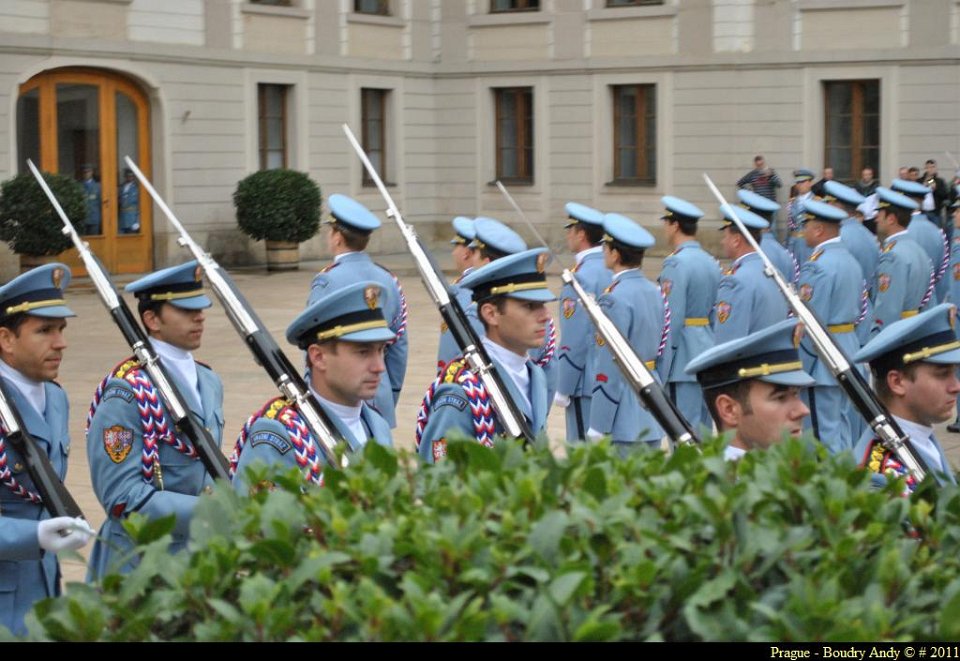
53 255 960 583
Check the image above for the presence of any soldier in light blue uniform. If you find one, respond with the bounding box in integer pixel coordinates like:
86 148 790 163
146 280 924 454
435 217 477 371
118 168 140 233
555 202 611 442
871 187 934 336
232 281 394 490
309 194 408 428
586 213 667 452
686 320 814 461
822 180 878 347
738 189 797 285
713 206 789 344
436 217 525 370
0 264 93 635
786 169 816 265
416 249 555 463
853 304 959 489
946 194 960 433
892 178 950 305
80 164 101 235
86 261 224 580
658 196 720 431
795 199 864 453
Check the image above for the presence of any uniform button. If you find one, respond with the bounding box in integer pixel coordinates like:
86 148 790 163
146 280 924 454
64 445 70 456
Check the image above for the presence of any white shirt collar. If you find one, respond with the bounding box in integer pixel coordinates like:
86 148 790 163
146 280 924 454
310 385 366 448
816 236 842 249
575 245 603 266
892 415 942 471
885 229 909 244
612 267 638 281
481 336 531 412
0 359 45 418
334 251 358 263
724 445 747 462
150 338 201 411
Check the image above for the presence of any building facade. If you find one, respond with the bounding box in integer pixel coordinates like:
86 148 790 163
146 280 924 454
1 0 958 276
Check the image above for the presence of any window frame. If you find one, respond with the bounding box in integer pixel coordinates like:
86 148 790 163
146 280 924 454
257 83 289 170
612 83 657 185
494 87 534 184
361 87 388 186
605 0 664 6
354 0 390 15
490 0 539 13
823 79 880 184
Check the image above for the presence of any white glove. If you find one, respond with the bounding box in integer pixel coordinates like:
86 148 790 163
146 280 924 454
37 517 95 553
553 393 571 408
585 428 605 442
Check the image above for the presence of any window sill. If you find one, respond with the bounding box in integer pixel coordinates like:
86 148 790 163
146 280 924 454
469 12 551 28
586 4 677 21
797 0 904 10
240 3 311 19
604 179 657 187
347 12 405 27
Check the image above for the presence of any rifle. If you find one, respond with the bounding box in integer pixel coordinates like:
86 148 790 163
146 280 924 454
123 157 348 470
703 173 932 484
27 160 231 482
494 181 699 449
341 124 535 446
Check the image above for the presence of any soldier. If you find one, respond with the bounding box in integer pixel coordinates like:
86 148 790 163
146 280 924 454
658 196 720 430
822 180 878 346
416 248 555 462
554 202 611 441
892 178 950 305
0 264 93 635
586 213 667 452
231 281 394 490
309 194 407 428
118 168 140 234
686 319 814 461
436 216 525 370
795 199 865 453
737 189 798 285
80 164 101 235
786 169 816 265
713 206 789 344
871 187 934 336
436 217 477 370
86 261 223 580
854 303 958 487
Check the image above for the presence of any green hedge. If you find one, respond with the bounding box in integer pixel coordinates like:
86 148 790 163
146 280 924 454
19 437 960 641
0 172 82 256
233 169 321 244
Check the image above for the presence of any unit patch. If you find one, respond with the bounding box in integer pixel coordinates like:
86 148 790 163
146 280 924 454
249 430 292 455
562 297 577 319
878 274 891 293
660 279 672 297
432 439 447 462
799 284 813 302
716 301 732 324
433 394 468 412
103 425 133 463
102 386 135 403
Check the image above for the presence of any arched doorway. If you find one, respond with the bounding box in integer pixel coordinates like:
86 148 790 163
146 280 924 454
17 68 152 274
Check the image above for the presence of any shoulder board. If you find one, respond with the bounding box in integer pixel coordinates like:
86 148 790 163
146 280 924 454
882 241 897 253
373 262 398 277
111 357 141 379
809 248 824 262
319 262 340 273
260 396 295 420
195 359 213 371
441 358 470 385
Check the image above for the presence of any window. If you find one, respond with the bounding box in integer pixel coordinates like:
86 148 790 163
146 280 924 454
361 88 388 185
612 84 656 184
250 0 294 6
606 0 664 6
824 80 879 183
491 0 539 12
495 87 534 183
355 0 389 15
258 84 289 170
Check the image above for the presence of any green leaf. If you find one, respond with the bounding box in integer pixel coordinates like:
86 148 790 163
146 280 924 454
364 440 398 477
528 511 568 562
548 571 586 607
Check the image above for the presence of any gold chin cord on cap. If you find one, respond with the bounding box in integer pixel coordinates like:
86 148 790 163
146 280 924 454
490 280 548 296
315 319 388 342
903 341 960 365
149 289 203 302
737 361 803 379
5 298 65 315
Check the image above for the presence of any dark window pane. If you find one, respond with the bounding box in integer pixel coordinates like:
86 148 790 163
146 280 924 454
362 88 388 184
258 84 288 170
491 0 539 12
355 0 389 15
612 84 656 183
495 87 533 181
824 80 880 181
16 89 40 172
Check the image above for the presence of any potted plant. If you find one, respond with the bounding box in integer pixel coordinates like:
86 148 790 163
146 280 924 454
0 171 83 271
233 169 321 271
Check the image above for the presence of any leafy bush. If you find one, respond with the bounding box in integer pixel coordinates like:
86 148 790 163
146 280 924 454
233 169 321 244
20 437 960 641
0 172 82 256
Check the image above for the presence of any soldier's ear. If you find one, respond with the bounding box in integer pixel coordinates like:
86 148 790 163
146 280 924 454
713 392 742 429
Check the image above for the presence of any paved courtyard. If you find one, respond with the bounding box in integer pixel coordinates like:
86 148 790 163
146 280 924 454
50 252 960 583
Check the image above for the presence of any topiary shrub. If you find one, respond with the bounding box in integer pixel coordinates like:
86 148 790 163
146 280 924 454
18 436 960 642
0 171 82 256
233 169 321 244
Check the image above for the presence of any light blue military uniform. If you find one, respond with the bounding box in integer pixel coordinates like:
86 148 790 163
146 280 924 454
686 319 815 460
853 304 958 488
81 168 102 235
738 189 798 285
892 178 950 305
309 194 407 428
232 281 394 490
786 169 816 265
713 206 790 344
871 187 934 336
417 249 554 463
822 181 878 347
657 196 720 430
118 170 139 233
0 264 76 635
948 195 960 428
556 202 612 441
86 262 223 580
588 214 666 449
794 200 864 453
436 216 476 371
